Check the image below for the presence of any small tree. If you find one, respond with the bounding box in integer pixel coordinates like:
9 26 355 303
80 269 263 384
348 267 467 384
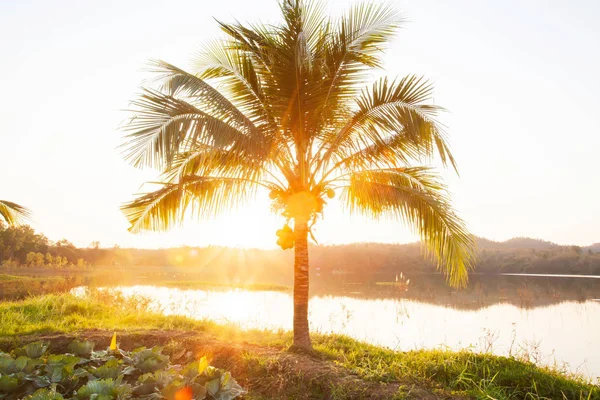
34 252 45 266
25 252 36 267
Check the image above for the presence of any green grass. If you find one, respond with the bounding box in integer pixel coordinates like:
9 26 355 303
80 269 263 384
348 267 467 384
0 273 71 280
0 292 206 336
161 280 291 291
1 293 598 399
313 335 599 400
0 273 65 283
0 273 35 281
0 292 286 346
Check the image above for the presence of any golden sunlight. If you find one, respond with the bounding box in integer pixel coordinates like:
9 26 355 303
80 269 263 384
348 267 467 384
3 0 599 398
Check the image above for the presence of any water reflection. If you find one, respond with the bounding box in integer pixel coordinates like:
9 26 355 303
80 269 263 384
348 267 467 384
311 274 600 310
102 284 600 380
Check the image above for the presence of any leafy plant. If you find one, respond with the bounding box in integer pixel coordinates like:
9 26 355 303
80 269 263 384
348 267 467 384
132 373 160 396
17 356 44 374
130 347 169 373
15 342 48 359
90 358 120 380
0 338 244 400
76 378 133 400
179 360 244 400
0 357 17 375
41 354 85 394
23 388 65 400
0 374 20 393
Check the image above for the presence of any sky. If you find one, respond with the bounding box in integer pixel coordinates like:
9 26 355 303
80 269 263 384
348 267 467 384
1 0 599 249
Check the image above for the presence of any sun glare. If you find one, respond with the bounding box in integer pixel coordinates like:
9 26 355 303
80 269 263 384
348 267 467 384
127 191 420 249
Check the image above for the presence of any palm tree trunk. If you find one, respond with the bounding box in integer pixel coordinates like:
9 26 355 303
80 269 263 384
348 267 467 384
292 217 311 350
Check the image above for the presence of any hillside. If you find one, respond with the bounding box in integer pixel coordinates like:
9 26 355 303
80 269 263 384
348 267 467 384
477 236 559 250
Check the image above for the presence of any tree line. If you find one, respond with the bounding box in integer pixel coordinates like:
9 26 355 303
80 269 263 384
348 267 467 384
0 223 91 268
1 223 598 281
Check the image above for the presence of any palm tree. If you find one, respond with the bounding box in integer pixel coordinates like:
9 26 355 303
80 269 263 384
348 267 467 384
120 0 475 351
0 200 31 226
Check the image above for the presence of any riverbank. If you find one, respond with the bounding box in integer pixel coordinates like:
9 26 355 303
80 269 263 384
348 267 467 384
0 293 597 399
0 270 290 300
0 273 82 299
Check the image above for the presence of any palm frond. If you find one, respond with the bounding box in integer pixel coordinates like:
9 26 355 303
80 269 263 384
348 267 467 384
163 147 270 184
121 89 265 169
194 40 273 127
317 75 456 178
0 200 32 226
147 60 257 131
122 176 261 233
317 2 403 116
320 127 419 178
195 39 297 171
341 167 475 287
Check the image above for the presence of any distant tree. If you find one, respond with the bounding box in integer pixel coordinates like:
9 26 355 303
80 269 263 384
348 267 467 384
0 224 49 262
25 251 45 266
0 225 92 267
35 252 44 266
120 0 475 350
55 239 75 248
25 252 36 266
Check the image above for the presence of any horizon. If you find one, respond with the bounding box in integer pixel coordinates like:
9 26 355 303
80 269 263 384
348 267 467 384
2 0 599 249
4 221 597 250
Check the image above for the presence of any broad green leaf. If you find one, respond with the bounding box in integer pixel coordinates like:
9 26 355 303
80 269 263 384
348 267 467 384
0 357 16 374
0 375 19 393
23 388 65 400
205 378 220 396
17 342 48 359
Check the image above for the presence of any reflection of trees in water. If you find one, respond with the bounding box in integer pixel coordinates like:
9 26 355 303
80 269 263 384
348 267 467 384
311 275 600 310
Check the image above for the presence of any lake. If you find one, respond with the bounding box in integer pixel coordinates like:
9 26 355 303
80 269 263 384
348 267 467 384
84 274 600 380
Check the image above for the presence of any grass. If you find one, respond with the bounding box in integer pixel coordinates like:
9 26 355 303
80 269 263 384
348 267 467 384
0 293 598 399
161 280 291 292
0 273 40 281
313 335 599 399
0 291 205 336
